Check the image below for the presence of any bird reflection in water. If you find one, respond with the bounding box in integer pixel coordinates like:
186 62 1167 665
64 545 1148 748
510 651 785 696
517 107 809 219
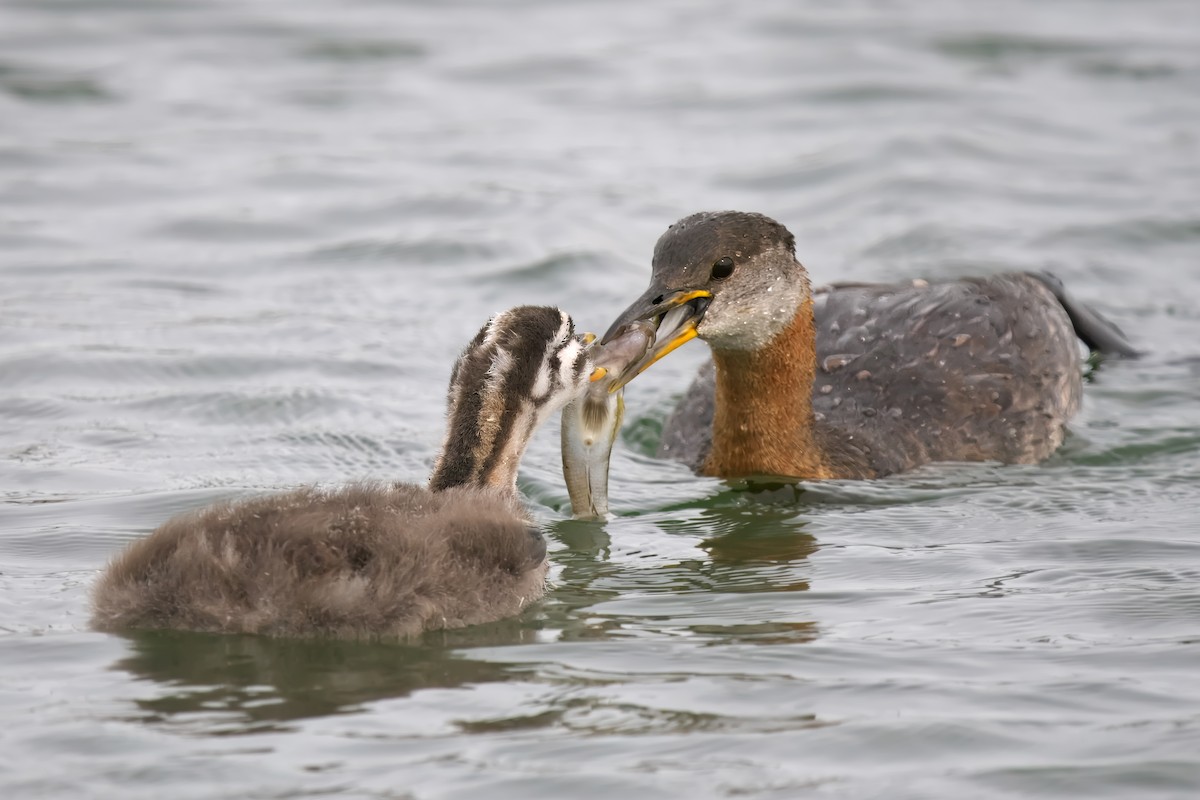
106 626 539 733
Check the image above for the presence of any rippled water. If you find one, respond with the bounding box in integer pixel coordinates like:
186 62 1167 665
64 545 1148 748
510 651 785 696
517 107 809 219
3 0 1200 797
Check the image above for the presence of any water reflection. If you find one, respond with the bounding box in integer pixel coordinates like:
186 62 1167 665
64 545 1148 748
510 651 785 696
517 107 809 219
107 626 536 733
663 488 820 642
553 516 613 561
661 483 818 562
536 489 823 646
700 507 818 566
539 517 628 642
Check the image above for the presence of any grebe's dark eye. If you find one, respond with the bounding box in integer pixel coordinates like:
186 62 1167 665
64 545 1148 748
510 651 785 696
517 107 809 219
711 256 735 281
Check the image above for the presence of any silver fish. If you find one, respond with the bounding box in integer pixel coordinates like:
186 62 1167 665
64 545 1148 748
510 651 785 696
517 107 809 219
561 322 654 519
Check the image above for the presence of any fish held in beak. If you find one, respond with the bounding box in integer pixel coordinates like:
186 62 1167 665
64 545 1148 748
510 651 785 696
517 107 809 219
601 289 712 391
561 322 655 520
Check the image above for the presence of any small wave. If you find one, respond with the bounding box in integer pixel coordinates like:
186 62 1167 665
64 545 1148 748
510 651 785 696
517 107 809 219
0 61 112 104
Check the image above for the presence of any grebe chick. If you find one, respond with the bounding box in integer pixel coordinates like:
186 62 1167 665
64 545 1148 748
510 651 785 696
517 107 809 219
600 211 1138 480
92 306 599 639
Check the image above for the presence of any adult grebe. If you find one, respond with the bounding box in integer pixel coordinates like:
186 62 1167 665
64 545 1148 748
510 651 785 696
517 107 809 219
600 211 1137 480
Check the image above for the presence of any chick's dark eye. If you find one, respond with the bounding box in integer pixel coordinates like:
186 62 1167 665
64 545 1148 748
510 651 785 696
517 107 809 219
711 256 735 281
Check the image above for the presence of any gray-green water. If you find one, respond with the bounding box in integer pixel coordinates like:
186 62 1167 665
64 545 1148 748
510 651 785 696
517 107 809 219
2 1 1199 797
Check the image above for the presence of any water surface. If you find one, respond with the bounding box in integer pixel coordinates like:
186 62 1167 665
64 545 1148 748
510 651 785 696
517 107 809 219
2 1 1199 797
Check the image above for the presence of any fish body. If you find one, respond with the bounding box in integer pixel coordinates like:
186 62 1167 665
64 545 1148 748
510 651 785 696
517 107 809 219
561 322 654 519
